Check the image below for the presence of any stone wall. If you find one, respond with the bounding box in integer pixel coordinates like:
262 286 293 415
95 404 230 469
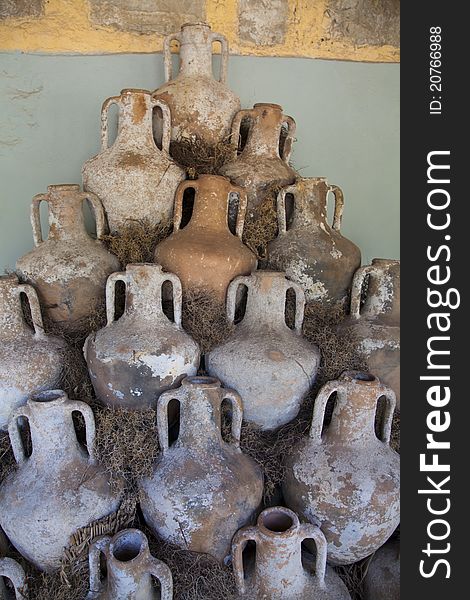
0 0 399 62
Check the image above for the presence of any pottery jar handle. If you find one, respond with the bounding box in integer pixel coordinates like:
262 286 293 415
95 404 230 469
309 381 340 443
0 558 27 599
157 388 184 452
17 283 45 338
377 384 397 445
210 32 229 84
173 180 199 231
100 95 121 151
163 272 183 328
328 184 344 231
231 526 260 594
163 32 183 82
88 535 111 594
229 109 254 153
286 281 306 334
8 406 32 465
31 193 49 246
152 98 172 155
147 556 173 600
106 272 128 325
349 264 375 320
221 389 243 446
299 523 328 587
276 185 297 235
232 185 248 239
226 275 252 325
79 191 108 240
281 115 296 163
68 401 97 464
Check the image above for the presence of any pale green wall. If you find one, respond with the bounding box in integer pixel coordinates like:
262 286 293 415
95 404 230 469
0 53 399 271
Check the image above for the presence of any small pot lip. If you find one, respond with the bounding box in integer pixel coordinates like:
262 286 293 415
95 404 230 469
110 529 148 564
251 269 285 278
30 389 68 404
120 88 152 96
47 184 80 192
253 102 283 111
371 258 400 266
257 507 299 537
181 21 210 29
0 273 18 284
196 173 229 182
183 375 221 387
341 370 379 385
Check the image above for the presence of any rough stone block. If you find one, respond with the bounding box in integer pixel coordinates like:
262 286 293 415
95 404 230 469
327 0 400 47
239 0 288 46
0 0 44 19
89 0 206 35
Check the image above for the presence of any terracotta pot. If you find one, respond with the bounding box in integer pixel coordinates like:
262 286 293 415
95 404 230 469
232 506 350 599
82 89 185 234
154 175 257 302
153 22 240 146
283 371 400 565
267 178 361 304
0 274 65 430
16 184 120 332
87 529 173 600
0 390 124 572
219 103 297 218
207 271 320 430
0 557 27 599
139 376 263 563
84 264 200 409
363 538 400 600
341 259 400 407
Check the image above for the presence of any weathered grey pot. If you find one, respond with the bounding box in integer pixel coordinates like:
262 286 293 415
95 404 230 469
0 390 124 572
154 175 257 303
84 264 200 409
232 507 351 600
283 371 400 565
207 271 320 430
219 103 297 218
0 557 27 599
341 259 400 408
267 178 361 304
82 89 185 234
0 274 65 430
363 538 400 600
139 376 264 563
16 184 120 332
153 22 240 146
87 529 173 600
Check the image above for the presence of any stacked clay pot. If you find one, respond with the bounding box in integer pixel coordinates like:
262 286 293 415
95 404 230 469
0 18 400 600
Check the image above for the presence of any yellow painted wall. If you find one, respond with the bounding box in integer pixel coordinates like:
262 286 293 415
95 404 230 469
0 0 399 62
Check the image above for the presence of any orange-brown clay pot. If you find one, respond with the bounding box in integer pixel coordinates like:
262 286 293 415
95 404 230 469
16 184 120 333
154 175 257 302
283 371 400 565
153 22 240 146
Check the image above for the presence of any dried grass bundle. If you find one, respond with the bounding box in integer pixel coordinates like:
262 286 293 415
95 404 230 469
170 137 236 179
242 184 281 261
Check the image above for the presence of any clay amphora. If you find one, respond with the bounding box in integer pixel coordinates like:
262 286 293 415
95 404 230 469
84 264 200 409
363 538 400 600
153 22 240 145
341 259 400 407
82 89 185 234
232 507 351 600
207 271 320 430
16 184 120 332
267 178 361 304
87 529 173 600
154 175 257 302
0 557 27 599
219 103 297 218
0 274 65 430
0 390 124 572
139 376 264 563
283 371 400 565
